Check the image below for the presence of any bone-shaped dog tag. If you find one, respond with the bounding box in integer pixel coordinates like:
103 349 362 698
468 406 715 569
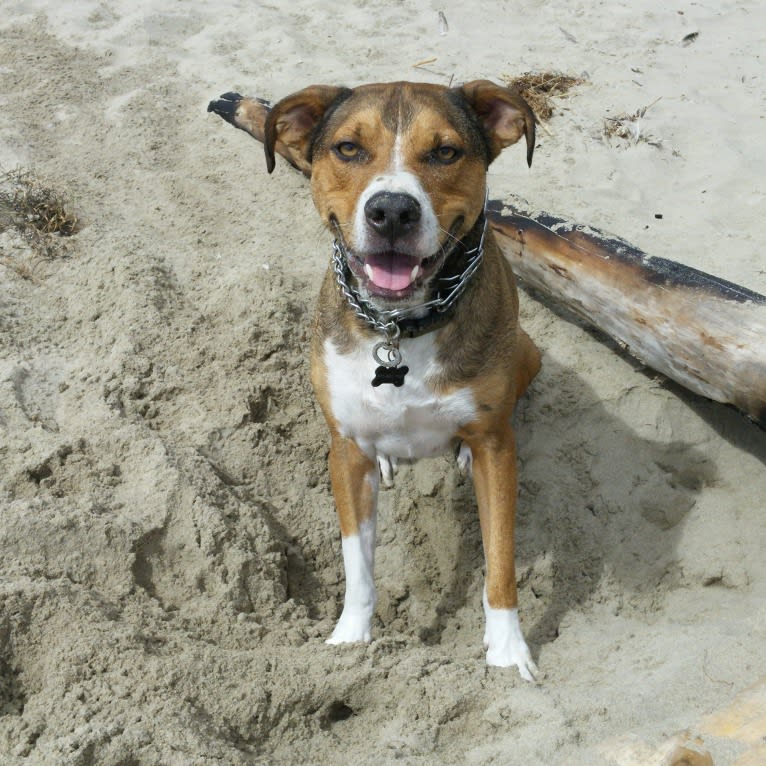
372 364 409 387
371 340 408 386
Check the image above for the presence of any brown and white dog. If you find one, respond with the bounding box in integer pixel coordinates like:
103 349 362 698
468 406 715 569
257 81 541 680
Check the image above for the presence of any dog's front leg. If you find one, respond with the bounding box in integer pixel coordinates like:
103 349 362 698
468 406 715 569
326 432 379 645
467 427 538 681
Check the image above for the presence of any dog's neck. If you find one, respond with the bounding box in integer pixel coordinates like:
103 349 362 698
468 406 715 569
332 210 487 342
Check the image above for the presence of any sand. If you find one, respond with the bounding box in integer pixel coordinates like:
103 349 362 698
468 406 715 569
1 1 765 764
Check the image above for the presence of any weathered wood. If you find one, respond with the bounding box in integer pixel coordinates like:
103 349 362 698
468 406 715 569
489 201 766 426
208 92 766 426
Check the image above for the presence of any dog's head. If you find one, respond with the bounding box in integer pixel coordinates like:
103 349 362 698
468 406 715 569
264 81 535 307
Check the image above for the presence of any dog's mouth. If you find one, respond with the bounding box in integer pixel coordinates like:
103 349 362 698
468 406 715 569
331 212 471 303
347 249 444 298
343 217 465 300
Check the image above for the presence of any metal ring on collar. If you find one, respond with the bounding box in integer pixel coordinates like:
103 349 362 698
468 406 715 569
372 342 402 368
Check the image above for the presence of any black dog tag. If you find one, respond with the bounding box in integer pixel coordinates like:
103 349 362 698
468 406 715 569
371 337 408 387
372 365 409 387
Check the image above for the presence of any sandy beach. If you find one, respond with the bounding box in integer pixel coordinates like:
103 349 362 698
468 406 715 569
1 1 765 763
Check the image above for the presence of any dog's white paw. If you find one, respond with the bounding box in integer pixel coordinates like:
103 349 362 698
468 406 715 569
457 443 473 476
326 610 373 645
485 636 539 681
377 454 399 488
483 606 539 682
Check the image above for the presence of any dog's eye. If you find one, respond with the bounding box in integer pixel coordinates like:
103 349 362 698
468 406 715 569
431 145 461 164
335 141 361 160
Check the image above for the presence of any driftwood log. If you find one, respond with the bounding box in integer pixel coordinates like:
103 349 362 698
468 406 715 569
489 202 766 427
208 93 766 427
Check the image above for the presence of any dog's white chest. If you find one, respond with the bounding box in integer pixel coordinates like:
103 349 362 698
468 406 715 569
323 335 477 459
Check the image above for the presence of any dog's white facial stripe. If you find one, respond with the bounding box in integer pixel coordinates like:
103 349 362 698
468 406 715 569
352 131 440 258
326 511 378 645
392 132 405 172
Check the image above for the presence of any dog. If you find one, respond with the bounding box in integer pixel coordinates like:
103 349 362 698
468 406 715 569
220 80 541 680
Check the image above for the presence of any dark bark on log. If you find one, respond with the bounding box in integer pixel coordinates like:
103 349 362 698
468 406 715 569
208 93 766 426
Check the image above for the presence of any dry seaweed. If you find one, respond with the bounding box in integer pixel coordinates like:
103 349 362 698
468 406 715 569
501 71 586 121
0 167 79 267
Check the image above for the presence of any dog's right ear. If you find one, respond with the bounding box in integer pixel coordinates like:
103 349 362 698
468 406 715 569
264 85 349 175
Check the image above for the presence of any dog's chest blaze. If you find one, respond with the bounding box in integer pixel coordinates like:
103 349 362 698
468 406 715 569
323 335 477 459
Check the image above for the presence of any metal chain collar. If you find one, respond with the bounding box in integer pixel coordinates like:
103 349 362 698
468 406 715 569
331 214 487 366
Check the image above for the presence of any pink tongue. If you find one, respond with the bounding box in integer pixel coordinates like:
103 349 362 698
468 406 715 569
367 253 417 291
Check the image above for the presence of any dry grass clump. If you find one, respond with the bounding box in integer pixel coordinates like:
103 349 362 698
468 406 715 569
502 71 586 121
0 167 79 274
603 97 662 146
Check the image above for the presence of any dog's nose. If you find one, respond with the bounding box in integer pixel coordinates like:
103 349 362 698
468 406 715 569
364 192 421 241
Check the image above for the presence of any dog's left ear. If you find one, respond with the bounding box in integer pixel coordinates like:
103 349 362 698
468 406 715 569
264 85 349 175
458 80 536 167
